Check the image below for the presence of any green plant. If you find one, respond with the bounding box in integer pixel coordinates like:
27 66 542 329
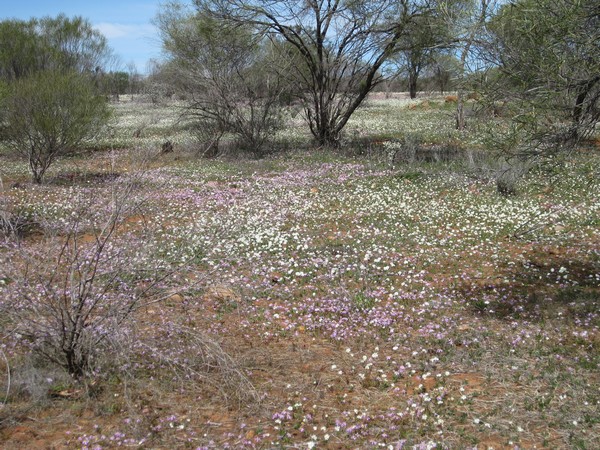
3 70 110 183
156 8 293 157
353 291 375 311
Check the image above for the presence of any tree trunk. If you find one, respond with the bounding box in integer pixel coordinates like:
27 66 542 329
456 91 466 131
572 76 600 136
315 126 341 148
455 0 490 131
408 74 418 99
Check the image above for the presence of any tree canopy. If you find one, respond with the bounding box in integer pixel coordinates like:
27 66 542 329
192 0 439 146
0 14 112 81
486 0 600 152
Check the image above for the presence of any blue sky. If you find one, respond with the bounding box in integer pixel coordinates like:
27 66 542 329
0 0 168 73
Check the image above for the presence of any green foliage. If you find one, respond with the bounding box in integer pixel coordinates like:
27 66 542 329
486 0 600 153
157 2 294 156
0 14 112 81
393 3 455 99
3 71 110 183
353 291 376 311
101 71 130 97
0 14 113 182
0 78 8 139
37 14 111 74
0 19 42 81
429 54 461 94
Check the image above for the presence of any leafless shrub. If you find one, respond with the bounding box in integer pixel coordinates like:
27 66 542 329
0 177 38 241
8 357 72 404
2 189 148 377
0 161 257 410
137 325 258 406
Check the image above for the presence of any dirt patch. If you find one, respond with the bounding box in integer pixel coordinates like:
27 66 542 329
449 372 486 394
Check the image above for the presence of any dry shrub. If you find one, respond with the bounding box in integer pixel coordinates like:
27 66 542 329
0 165 257 413
445 95 458 103
0 179 41 241
136 325 258 406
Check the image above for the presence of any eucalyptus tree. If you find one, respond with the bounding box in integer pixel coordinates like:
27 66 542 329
196 0 437 147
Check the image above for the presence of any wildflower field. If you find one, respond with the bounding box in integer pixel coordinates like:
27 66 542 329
1 95 599 449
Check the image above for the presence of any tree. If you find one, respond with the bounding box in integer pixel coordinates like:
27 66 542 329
430 53 460 94
157 3 295 156
198 0 434 147
0 15 113 82
441 0 496 130
141 59 170 104
101 71 130 99
3 71 110 184
37 14 114 74
0 19 42 81
0 79 8 136
393 6 451 99
486 0 600 152
0 15 113 183
126 61 142 100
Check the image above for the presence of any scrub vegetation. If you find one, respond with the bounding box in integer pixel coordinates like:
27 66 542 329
1 93 598 449
1 0 599 448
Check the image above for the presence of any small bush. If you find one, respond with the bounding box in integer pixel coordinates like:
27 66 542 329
3 70 110 184
0 209 38 239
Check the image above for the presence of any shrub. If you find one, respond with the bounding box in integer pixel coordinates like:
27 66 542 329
157 9 294 157
3 70 110 183
0 178 255 402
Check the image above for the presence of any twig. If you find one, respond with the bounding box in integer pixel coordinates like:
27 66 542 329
0 348 10 406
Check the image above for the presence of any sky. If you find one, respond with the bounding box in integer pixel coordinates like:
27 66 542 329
0 0 167 73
